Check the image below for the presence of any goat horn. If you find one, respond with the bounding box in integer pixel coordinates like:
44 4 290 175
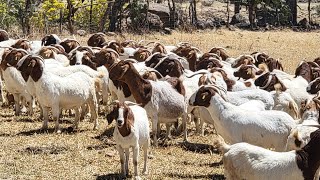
16 54 32 68
105 48 120 58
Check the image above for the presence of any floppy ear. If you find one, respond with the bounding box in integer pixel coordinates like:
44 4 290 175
106 102 120 124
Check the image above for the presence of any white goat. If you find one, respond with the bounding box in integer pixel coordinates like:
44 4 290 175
189 85 296 151
215 132 320 180
107 101 149 179
16 55 99 133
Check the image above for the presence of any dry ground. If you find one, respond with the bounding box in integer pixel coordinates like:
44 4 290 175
2 29 320 180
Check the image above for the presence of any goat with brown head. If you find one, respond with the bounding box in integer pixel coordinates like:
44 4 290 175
209 47 229 61
132 48 151 62
103 40 124 54
0 30 9 42
254 72 287 92
60 39 80 53
251 52 269 66
233 64 264 80
295 61 313 83
12 39 30 51
195 58 223 71
107 101 134 137
87 33 106 47
265 57 284 72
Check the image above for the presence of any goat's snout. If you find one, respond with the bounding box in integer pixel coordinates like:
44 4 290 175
75 62 81 65
117 119 124 127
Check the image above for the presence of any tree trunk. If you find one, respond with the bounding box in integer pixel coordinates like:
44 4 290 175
227 0 230 27
168 0 176 29
308 0 311 24
99 1 113 32
25 0 31 35
287 0 297 25
109 0 120 32
189 0 198 26
89 0 93 32
66 0 75 34
248 0 255 29
234 0 241 14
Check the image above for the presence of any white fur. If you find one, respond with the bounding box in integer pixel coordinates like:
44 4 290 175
113 102 150 179
216 136 306 180
189 87 296 151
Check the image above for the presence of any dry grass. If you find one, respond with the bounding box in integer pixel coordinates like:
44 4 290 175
3 29 320 179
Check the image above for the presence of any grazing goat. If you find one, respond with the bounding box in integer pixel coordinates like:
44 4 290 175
215 130 320 180
189 85 296 151
17 55 99 133
106 101 149 179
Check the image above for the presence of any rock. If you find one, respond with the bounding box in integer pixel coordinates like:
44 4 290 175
230 13 249 25
298 18 310 29
148 3 179 28
147 12 164 30
76 29 87 36
201 0 215 6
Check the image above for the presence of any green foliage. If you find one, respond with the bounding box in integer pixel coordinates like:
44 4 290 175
129 0 148 31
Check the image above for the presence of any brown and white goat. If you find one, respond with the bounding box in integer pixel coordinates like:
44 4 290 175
107 101 150 179
108 60 187 145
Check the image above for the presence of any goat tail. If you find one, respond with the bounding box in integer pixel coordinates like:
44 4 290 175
214 135 230 154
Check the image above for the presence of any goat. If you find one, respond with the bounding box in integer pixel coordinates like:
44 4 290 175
214 129 320 180
41 34 61 46
60 38 80 53
108 60 187 145
189 84 296 151
106 101 149 179
0 48 34 115
16 55 99 133
87 32 106 47
0 30 9 42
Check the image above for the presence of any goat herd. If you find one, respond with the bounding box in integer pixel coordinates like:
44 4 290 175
1 29 320 179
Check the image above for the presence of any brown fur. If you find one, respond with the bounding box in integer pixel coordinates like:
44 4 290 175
210 68 235 91
132 48 151 62
251 52 269 66
109 61 152 106
173 46 197 71
254 72 287 92
295 61 312 82
142 71 162 81
192 86 218 107
232 56 254 68
265 58 284 72
165 77 186 96
87 33 106 47
4 49 28 67
0 30 9 42
233 65 258 80
38 48 55 59
209 47 229 61
11 39 30 51
93 48 119 68
195 58 223 70
0 49 12 71
105 41 124 54
106 102 134 137
296 129 320 180
60 39 80 53
152 43 167 54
